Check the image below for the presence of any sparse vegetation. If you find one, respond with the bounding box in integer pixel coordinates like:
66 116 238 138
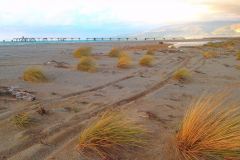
139 55 154 67
77 57 96 72
146 49 155 55
171 92 240 160
204 40 236 49
202 51 218 59
76 111 147 159
23 67 47 82
173 68 191 82
108 48 121 57
236 51 240 60
117 52 132 68
73 47 92 58
11 113 31 128
235 65 240 70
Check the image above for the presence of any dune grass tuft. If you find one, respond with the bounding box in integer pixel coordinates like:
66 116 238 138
139 55 154 67
202 51 218 59
73 47 92 58
172 92 240 160
23 67 47 82
76 111 147 159
117 52 132 68
204 40 236 49
11 113 31 128
108 48 121 57
173 68 191 82
236 51 240 60
146 49 155 55
77 57 96 72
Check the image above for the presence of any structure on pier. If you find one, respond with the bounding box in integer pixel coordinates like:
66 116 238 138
11 36 171 42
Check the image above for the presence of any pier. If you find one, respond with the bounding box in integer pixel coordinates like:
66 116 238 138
10 36 163 42
12 37 81 42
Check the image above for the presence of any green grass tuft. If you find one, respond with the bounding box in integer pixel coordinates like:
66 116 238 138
173 92 240 160
11 113 31 128
23 67 47 82
117 52 132 68
173 68 191 82
139 55 154 67
236 51 240 60
146 49 155 55
73 47 92 58
76 111 147 159
77 57 96 72
108 48 121 57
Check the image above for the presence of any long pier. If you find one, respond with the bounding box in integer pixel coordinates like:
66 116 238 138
9 36 183 42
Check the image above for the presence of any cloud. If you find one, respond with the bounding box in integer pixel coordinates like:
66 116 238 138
0 0 212 26
189 0 240 20
0 0 239 39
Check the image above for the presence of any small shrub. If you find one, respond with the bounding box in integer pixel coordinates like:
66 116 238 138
76 111 146 159
73 47 92 58
173 68 191 82
235 65 240 70
236 51 240 60
11 113 31 128
77 57 96 72
23 67 47 82
171 92 240 160
117 52 132 68
202 51 218 59
108 48 121 57
139 55 154 67
146 49 155 55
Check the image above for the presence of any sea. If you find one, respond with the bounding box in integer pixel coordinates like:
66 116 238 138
0 40 113 46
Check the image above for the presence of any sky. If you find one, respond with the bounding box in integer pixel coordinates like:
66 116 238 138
0 0 239 40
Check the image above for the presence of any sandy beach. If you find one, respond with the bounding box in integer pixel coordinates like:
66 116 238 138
0 38 240 160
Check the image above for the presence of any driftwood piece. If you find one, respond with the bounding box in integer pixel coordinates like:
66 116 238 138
0 86 36 101
44 60 70 68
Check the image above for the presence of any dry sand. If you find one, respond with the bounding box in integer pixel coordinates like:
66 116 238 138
0 39 240 160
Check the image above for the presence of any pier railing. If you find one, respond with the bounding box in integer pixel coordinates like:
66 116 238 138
9 36 182 42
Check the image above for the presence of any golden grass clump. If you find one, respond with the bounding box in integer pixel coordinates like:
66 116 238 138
11 113 31 128
202 51 218 59
73 46 92 58
76 111 146 159
139 55 154 67
77 57 96 72
23 67 47 82
108 48 121 57
146 49 155 55
204 40 235 49
236 51 240 60
117 52 132 68
173 68 191 82
172 92 240 160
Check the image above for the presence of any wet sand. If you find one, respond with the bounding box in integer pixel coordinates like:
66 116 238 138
0 39 240 160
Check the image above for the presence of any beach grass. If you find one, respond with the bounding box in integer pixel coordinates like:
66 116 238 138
117 52 132 68
23 67 47 82
202 51 218 59
11 113 31 128
77 57 96 72
139 55 154 67
173 68 191 82
204 40 236 49
172 92 240 160
76 111 147 159
108 48 121 57
236 51 240 60
73 47 92 58
146 49 155 55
